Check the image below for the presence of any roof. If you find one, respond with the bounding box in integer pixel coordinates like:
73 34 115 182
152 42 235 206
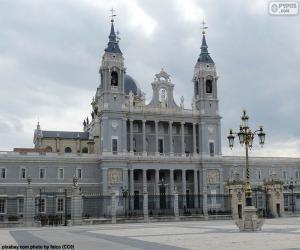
40 131 89 140
104 20 122 54
124 74 142 96
197 33 214 64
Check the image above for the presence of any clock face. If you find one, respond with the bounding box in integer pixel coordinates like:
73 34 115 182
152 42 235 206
159 88 167 102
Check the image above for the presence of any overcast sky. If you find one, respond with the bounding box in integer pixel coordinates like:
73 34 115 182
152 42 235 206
0 0 299 157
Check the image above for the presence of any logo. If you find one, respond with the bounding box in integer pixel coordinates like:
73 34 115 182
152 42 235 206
269 1 299 15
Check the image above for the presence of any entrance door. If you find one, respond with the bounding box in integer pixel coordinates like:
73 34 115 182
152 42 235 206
158 139 164 154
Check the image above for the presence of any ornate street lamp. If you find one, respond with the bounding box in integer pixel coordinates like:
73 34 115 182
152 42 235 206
227 110 266 206
288 179 295 213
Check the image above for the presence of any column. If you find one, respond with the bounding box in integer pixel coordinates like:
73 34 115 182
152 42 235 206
155 169 160 209
194 170 199 208
170 169 174 194
181 122 185 155
111 191 117 224
173 189 179 220
193 123 197 155
130 119 133 153
143 169 147 193
142 120 146 155
143 189 149 222
169 121 173 155
102 168 108 195
122 118 127 153
155 121 159 155
24 176 35 227
71 177 83 226
202 168 208 217
122 168 128 190
182 170 187 207
198 122 204 156
130 169 134 210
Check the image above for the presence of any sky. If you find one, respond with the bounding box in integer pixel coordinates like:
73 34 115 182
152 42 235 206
0 0 299 157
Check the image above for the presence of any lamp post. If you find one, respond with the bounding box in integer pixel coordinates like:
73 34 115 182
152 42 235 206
121 187 129 216
158 178 168 209
288 179 295 213
227 110 266 207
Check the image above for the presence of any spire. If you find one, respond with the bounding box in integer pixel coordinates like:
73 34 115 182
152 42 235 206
105 8 122 54
197 20 214 64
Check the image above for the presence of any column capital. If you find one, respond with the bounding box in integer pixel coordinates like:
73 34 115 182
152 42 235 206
169 121 173 125
155 120 159 124
142 119 147 124
129 119 134 123
181 122 185 125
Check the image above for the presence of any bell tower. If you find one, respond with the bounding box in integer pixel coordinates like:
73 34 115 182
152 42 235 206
193 22 222 156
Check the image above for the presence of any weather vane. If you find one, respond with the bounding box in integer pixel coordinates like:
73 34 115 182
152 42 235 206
201 19 208 34
110 8 116 22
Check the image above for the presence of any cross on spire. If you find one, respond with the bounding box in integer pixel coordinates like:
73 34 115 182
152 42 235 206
201 19 208 34
110 8 116 22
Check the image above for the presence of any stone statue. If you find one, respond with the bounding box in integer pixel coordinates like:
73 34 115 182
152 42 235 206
73 176 79 188
86 117 89 125
91 111 94 119
129 91 134 106
180 96 184 109
83 120 86 127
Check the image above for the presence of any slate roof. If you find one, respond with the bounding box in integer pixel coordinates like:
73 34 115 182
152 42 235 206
197 33 214 64
41 131 89 140
104 20 122 54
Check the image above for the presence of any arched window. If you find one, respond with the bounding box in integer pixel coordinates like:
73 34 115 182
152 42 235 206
206 79 212 93
46 146 52 152
82 147 88 153
133 138 137 152
111 71 118 86
65 147 72 153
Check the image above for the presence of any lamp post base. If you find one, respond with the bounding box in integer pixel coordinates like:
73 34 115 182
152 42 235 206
235 206 264 232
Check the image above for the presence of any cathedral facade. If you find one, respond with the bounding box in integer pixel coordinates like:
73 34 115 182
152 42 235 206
0 17 300 222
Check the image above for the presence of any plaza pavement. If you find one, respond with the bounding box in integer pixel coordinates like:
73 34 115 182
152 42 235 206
1 217 300 250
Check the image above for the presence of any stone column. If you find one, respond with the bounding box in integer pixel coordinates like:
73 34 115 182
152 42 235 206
170 169 174 194
202 169 208 218
143 169 147 193
181 122 185 155
194 170 199 208
102 168 108 195
122 118 127 153
130 119 133 153
264 179 284 218
111 191 117 224
155 121 159 155
193 123 197 155
130 169 134 210
155 169 160 209
122 168 128 190
173 189 179 220
143 186 149 222
71 177 83 226
182 170 187 207
169 121 173 155
24 176 35 227
142 120 146 155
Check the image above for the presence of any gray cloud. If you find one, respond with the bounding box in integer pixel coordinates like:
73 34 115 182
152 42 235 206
0 0 299 156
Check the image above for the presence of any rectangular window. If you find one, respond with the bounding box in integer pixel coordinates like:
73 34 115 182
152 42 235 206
76 168 82 179
39 168 46 179
38 198 46 213
18 199 24 214
58 168 64 179
296 171 299 180
258 169 262 180
112 139 118 154
146 172 151 181
284 195 289 207
209 142 214 157
134 172 139 181
20 168 26 179
57 198 64 212
0 199 6 214
1 168 6 179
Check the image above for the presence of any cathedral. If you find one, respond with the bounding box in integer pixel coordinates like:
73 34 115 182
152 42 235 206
0 16 299 225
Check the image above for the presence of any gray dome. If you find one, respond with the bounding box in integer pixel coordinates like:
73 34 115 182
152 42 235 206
124 74 142 96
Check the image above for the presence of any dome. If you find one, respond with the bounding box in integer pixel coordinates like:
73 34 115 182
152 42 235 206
124 74 142 96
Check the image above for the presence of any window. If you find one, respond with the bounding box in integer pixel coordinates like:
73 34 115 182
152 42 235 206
39 168 46 179
134 172 139 181
57 198 64 213
174 172 178 181
133 138 137 152
147 172 151 181
112 138 118 154
111 71 118 86
65 147 72 153
296 171 299 180
0 199 6 214
206 79 213 93
76 168 82 179
18 199 24 214
257 169 262 180
20 168 26 179
38 198 46 213
1 168 6 179
58 168 64 179
158 139 164 154
209 142 215 157
82 147 88 153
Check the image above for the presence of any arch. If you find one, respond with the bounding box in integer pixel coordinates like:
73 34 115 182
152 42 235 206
111 71 118 86
45 146 52 152
64 147 72 153
206 79 213 93
82 147 88 153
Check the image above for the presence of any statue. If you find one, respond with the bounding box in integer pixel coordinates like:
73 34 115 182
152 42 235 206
180 96 184 109
129 91 134 106
86 117 89 125
94 106 98 115
91 111 94 119
83 120 86 127
73 176 79 188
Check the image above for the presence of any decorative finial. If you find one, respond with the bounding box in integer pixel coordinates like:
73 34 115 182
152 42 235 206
201 19 208 35
110 8 116 22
